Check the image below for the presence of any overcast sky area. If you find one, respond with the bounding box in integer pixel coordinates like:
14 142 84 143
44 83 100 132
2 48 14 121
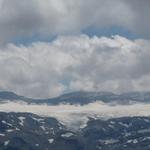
0 0 150 98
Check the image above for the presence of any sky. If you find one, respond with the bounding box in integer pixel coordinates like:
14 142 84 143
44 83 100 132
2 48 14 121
0 0 150 98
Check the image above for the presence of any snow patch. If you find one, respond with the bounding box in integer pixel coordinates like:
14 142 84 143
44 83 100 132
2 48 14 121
48 139 54 143
4 140 9 146
61 132 74 138
18 116 25 126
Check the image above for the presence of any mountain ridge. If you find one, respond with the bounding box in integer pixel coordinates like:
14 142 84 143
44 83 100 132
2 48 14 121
0 90 150 105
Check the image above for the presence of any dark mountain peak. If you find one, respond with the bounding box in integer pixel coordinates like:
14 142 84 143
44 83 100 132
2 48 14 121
0 91 20 99
59 91 115 98
0 91 27 101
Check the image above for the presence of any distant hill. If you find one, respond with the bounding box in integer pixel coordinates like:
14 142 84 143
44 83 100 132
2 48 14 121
0 91 150 105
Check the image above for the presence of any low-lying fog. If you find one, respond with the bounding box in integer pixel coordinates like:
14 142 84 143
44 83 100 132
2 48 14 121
0 101 150 129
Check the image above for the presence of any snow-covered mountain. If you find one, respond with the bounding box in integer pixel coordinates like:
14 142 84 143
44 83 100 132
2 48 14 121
0 112 150 150
0 91 150 150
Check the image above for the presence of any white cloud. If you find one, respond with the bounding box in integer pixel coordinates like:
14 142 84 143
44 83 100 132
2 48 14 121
0 35 150 98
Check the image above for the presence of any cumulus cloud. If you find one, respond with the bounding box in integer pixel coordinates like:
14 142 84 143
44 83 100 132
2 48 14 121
0 35 150 98
0 0 149 44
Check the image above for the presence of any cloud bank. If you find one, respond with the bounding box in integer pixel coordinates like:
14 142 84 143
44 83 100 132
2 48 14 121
0 35 150 98
0 101 150 129
0 0 150 44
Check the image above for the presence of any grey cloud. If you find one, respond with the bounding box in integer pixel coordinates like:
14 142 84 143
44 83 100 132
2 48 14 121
125 0 150 38
0 0 149 45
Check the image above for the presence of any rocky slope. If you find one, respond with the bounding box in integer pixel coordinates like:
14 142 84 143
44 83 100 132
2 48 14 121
0 112 150 150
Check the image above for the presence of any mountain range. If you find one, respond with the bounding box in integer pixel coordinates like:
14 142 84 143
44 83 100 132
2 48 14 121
0 91 150 105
